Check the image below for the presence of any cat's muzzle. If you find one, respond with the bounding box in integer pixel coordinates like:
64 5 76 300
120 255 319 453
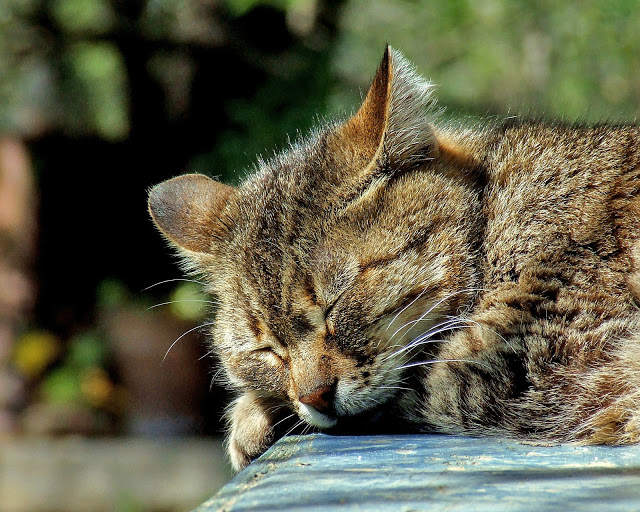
297 382 339 428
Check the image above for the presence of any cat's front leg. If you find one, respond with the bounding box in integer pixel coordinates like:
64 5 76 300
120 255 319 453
226 391 280 471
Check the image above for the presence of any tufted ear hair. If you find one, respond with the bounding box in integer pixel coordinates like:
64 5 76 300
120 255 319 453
148 174 235 261
338 45 438 172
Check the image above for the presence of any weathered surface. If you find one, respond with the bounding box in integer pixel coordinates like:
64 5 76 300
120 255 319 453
197 434 640 511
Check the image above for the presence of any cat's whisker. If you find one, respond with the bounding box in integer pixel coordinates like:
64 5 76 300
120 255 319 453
404 316 463 343
209 366 227 390
284 419 306 438
397 358 491 371
404 318 471 348
416 287 483 319
443 315 518 354
386 286 431 331
162 322 214 363
387 288 482 343
361 395 383 406
378 385 413 392
209 367 226 389
390 317 460 346
385 286 446 339
382 263 448 324
382 337 448 363
142 278 207 291
388 316 430 344
382 317 466 362
198 348 215 361
265 404 286 414
148 299 220 311
300 423 315 436
390 339 450 365
383 305 498 365
271 412 297 430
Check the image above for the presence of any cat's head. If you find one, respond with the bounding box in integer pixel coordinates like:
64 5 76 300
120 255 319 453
149 47 482 429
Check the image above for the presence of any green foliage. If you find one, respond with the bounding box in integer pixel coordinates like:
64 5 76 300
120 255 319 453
67 332 107 370
42 366 83 404
169 282 209 322
334 0 640 122
40 331 109 405
190 51 333 183
4 0 640 141
64 42 129 140
0 0 128 137
223 0 307 16
97 279 129 309
49 0 115 34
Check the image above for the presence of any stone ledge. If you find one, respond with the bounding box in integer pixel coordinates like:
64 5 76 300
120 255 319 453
199 433 640 511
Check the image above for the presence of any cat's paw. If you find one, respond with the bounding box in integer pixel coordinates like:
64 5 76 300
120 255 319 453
226 392 276 471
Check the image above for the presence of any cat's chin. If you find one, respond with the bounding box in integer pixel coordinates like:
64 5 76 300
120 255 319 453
298 403 338 428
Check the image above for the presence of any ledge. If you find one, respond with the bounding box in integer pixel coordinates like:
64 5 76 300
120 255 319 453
196 433 640 511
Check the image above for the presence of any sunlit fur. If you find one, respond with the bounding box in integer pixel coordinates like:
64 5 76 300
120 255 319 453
149 46 640 471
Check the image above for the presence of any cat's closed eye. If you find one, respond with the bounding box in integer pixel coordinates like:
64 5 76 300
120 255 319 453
323 292 344 321
252 346 287 366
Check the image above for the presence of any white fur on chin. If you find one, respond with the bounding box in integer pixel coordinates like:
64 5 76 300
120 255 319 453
298 403 338 428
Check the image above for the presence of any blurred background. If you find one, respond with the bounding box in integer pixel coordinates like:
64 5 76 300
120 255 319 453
1 0 640 510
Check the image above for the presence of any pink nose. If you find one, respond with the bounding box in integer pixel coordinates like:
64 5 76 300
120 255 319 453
299 384 333 414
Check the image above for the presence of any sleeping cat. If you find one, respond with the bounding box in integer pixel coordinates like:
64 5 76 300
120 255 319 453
149 46 640 471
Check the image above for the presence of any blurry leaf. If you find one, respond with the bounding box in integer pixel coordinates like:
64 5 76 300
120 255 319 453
50 0 115 34
66 42 129 139
97 278 128 309
169 281 209 321
0 4 57 135
1 0 39 19
41 367 82 404
13 330 60 378
223 0 306 17
142 0 225 45
67 332 107 369
191 49 330 182
334 0 640 123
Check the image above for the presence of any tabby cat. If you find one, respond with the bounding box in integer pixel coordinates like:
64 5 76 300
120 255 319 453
149 46 640 471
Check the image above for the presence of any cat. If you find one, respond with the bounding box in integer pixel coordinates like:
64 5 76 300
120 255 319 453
148 46 640 471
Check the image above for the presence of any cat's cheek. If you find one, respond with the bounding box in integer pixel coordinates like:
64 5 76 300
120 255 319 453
222 353 289 395
332 368 399 417
221 366 247 390
219 363 255 392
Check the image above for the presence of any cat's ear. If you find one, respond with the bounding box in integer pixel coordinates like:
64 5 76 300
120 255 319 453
339 45 437 170
148 174 235 259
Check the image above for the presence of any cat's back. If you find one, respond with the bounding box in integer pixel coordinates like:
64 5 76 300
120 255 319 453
471 120 640 351
424 121 640 444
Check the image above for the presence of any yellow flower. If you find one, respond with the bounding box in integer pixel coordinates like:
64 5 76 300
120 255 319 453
80 367 114 408
13 331 60 378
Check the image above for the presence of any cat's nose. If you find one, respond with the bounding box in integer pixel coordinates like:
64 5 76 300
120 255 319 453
299 383 334 414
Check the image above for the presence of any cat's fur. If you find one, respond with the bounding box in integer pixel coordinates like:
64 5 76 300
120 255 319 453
149 46 640 471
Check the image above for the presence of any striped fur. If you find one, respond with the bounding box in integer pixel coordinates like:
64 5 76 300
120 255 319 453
149 46 640 471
